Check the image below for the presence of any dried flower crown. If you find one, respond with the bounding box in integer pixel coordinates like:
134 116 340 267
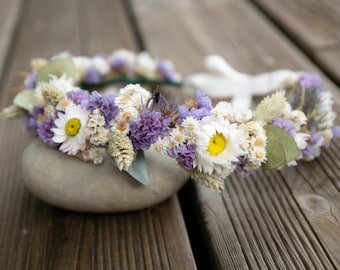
2 49 339 191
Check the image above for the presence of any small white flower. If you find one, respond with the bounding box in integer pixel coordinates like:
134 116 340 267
239 121 267 169
116 84 151 111
295 132 310 150
212 101 252 123
181 116 200 141
136 52 157 79
88 109 109 146
52 103 90 155
92 56 110 75
169 127 187 146
153 136 171 155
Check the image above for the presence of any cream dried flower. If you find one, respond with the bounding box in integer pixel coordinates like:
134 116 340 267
253 90 287 123
190 170 225 192
107 132 135 171
88 110 109 146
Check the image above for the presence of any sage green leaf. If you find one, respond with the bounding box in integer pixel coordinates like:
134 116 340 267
0 104 25 119
13 89 34 111
262 125 300 170
127 150 149 185
110 150 149 185
36 57 77 83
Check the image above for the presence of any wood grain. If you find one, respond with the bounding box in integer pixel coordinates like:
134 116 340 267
251 0 340 84
0 0 196 269
0 0 22 80
131 0 340 268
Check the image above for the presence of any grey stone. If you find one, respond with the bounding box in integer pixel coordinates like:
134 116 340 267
21 140 189 212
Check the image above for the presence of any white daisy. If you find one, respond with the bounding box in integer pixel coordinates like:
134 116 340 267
52 104 90 155
194 116 245 177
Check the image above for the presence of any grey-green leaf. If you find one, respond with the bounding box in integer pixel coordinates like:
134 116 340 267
262 125 300 170
13 89 35 111
36 57 77 83
110 150 149 185
127 150 149 185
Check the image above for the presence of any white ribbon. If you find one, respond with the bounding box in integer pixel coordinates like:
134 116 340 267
186 55 299 112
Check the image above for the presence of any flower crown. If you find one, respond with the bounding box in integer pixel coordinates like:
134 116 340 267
2 50 339 191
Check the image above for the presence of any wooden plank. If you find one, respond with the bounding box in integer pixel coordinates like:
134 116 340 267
131 0 340 268
314 48 340 86
0 0 196 269
0 0 22 80
251 0 340 84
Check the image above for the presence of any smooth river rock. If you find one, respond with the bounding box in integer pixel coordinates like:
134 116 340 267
21 140 189 213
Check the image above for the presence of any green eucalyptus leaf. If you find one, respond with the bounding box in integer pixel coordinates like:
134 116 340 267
262 125 300 170
13 89 34 111
110 150 149 185
0 104 25 119
36 57 77 83
127 150 149 185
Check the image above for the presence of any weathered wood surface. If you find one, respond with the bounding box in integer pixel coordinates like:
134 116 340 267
0 0 22 79
0 0 196 269
132 0 340 269
251 0 340 85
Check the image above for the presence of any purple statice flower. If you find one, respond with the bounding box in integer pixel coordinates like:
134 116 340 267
298 72 323 89
323 126 340 148
196 90 213 110
235 156 254 177
37 117 59 147
110 57 127 69
67 90 90 105
81 91 102 111
101 94 119 125
302 130 322 159
129 110 171 150
24 107 44 136
81 91 119 126
290 73 325 115
178 91 212 124
168 143 196 170
332 126 340 141
24 72 38 89
85 66 101 84
156 60 177 81
272 116 296 138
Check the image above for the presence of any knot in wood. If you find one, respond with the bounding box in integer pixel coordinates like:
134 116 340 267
298 194 330 215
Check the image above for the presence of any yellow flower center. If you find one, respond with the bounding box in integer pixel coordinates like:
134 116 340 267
65 118 81 136
207 132 227 155
255 138 265 147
